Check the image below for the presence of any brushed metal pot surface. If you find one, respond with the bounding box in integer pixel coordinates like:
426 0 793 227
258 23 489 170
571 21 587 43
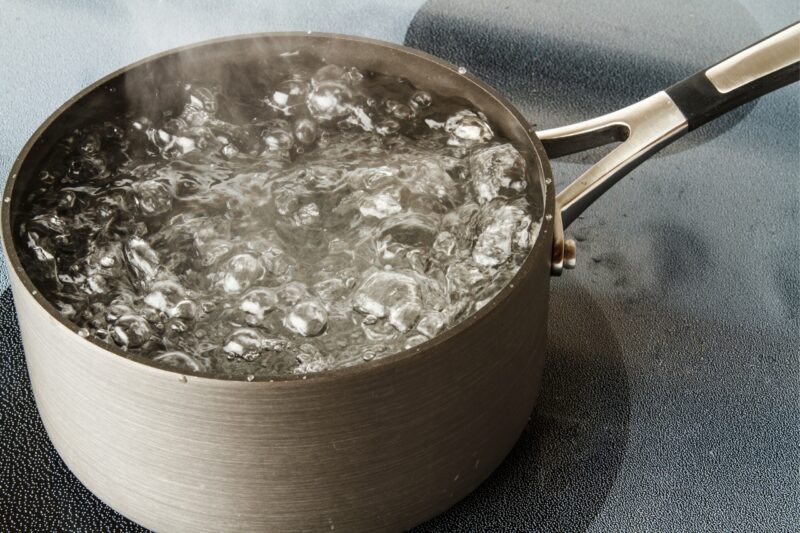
2 26 798 532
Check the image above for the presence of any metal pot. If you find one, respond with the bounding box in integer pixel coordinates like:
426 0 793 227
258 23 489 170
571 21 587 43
1 24 797 532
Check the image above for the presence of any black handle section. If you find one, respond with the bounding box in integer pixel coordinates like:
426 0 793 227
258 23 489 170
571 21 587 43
665 25 800 131
666 64 798 131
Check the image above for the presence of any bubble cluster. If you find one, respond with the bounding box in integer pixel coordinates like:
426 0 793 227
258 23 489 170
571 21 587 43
17 53 542 378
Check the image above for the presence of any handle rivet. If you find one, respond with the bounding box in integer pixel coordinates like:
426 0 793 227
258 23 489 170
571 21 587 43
563 239 577 269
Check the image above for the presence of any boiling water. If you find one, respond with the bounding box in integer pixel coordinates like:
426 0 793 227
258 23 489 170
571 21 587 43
18 56 542 378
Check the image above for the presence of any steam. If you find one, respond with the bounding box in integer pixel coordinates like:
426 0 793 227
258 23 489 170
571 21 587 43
0 0 425 292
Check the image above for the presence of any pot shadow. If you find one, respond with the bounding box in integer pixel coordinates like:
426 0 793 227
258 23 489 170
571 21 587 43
413 281 631 532
0 288 147 531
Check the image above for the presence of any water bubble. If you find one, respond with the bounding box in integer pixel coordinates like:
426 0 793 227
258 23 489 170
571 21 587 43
25 231 55 262
263 126 294 152
389 301 421 332
386 100 414 121
379 213 439 249
343 66 364 85
375 118 400 136
416 311 447 338
147 128 197 157
124 237 160 285
472 203 531 267
277 281 309 306
399 159 458 201
67 155 108 184
181 105 210 127
445 110 493 145
284 300 328 337
134 179 173 216
105 302 134 323
222 253 265 294
294 202 320 226
271 91 289 107
197 239 232 268
79 132 102 155
86 273 110 294
58 302 77 320
190 86 218 113
223 328 267 361
99 255 116 268
56 191 77 212
314 64 347 82
353 270 422 332
112 314 152 348
153 350 201 372
404 334 428 349
345 165 398 191
141 305 166 327
359 192 402 219
468 143 527 204
221 144 239 159
446 262 487 301
37 170 56 185
239 287 279 321
294 342 334 373
294 118 318 145
307 80 351 120
343 105 374 132
431 231 457 259
103 122 124 141
410 90 432 109
268 79 308 116
163 117 188 134
171 299 198 320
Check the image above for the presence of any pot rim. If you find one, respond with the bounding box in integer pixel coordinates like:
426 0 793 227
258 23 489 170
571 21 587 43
1 31 555 384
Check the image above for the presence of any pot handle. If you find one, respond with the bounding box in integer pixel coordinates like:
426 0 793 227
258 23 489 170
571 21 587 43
538 22 799 275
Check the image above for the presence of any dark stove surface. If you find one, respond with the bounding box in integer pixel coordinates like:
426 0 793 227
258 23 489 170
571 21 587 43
1 1 797 531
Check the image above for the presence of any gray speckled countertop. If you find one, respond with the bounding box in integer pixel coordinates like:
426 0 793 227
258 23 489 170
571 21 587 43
1 1 798 531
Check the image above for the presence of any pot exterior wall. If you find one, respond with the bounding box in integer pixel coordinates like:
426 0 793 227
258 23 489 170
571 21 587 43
6 240 550 532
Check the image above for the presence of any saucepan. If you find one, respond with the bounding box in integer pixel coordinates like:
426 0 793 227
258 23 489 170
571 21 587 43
1 23 798 532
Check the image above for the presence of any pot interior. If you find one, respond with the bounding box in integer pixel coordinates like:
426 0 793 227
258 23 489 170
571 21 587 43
3 33 551 377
